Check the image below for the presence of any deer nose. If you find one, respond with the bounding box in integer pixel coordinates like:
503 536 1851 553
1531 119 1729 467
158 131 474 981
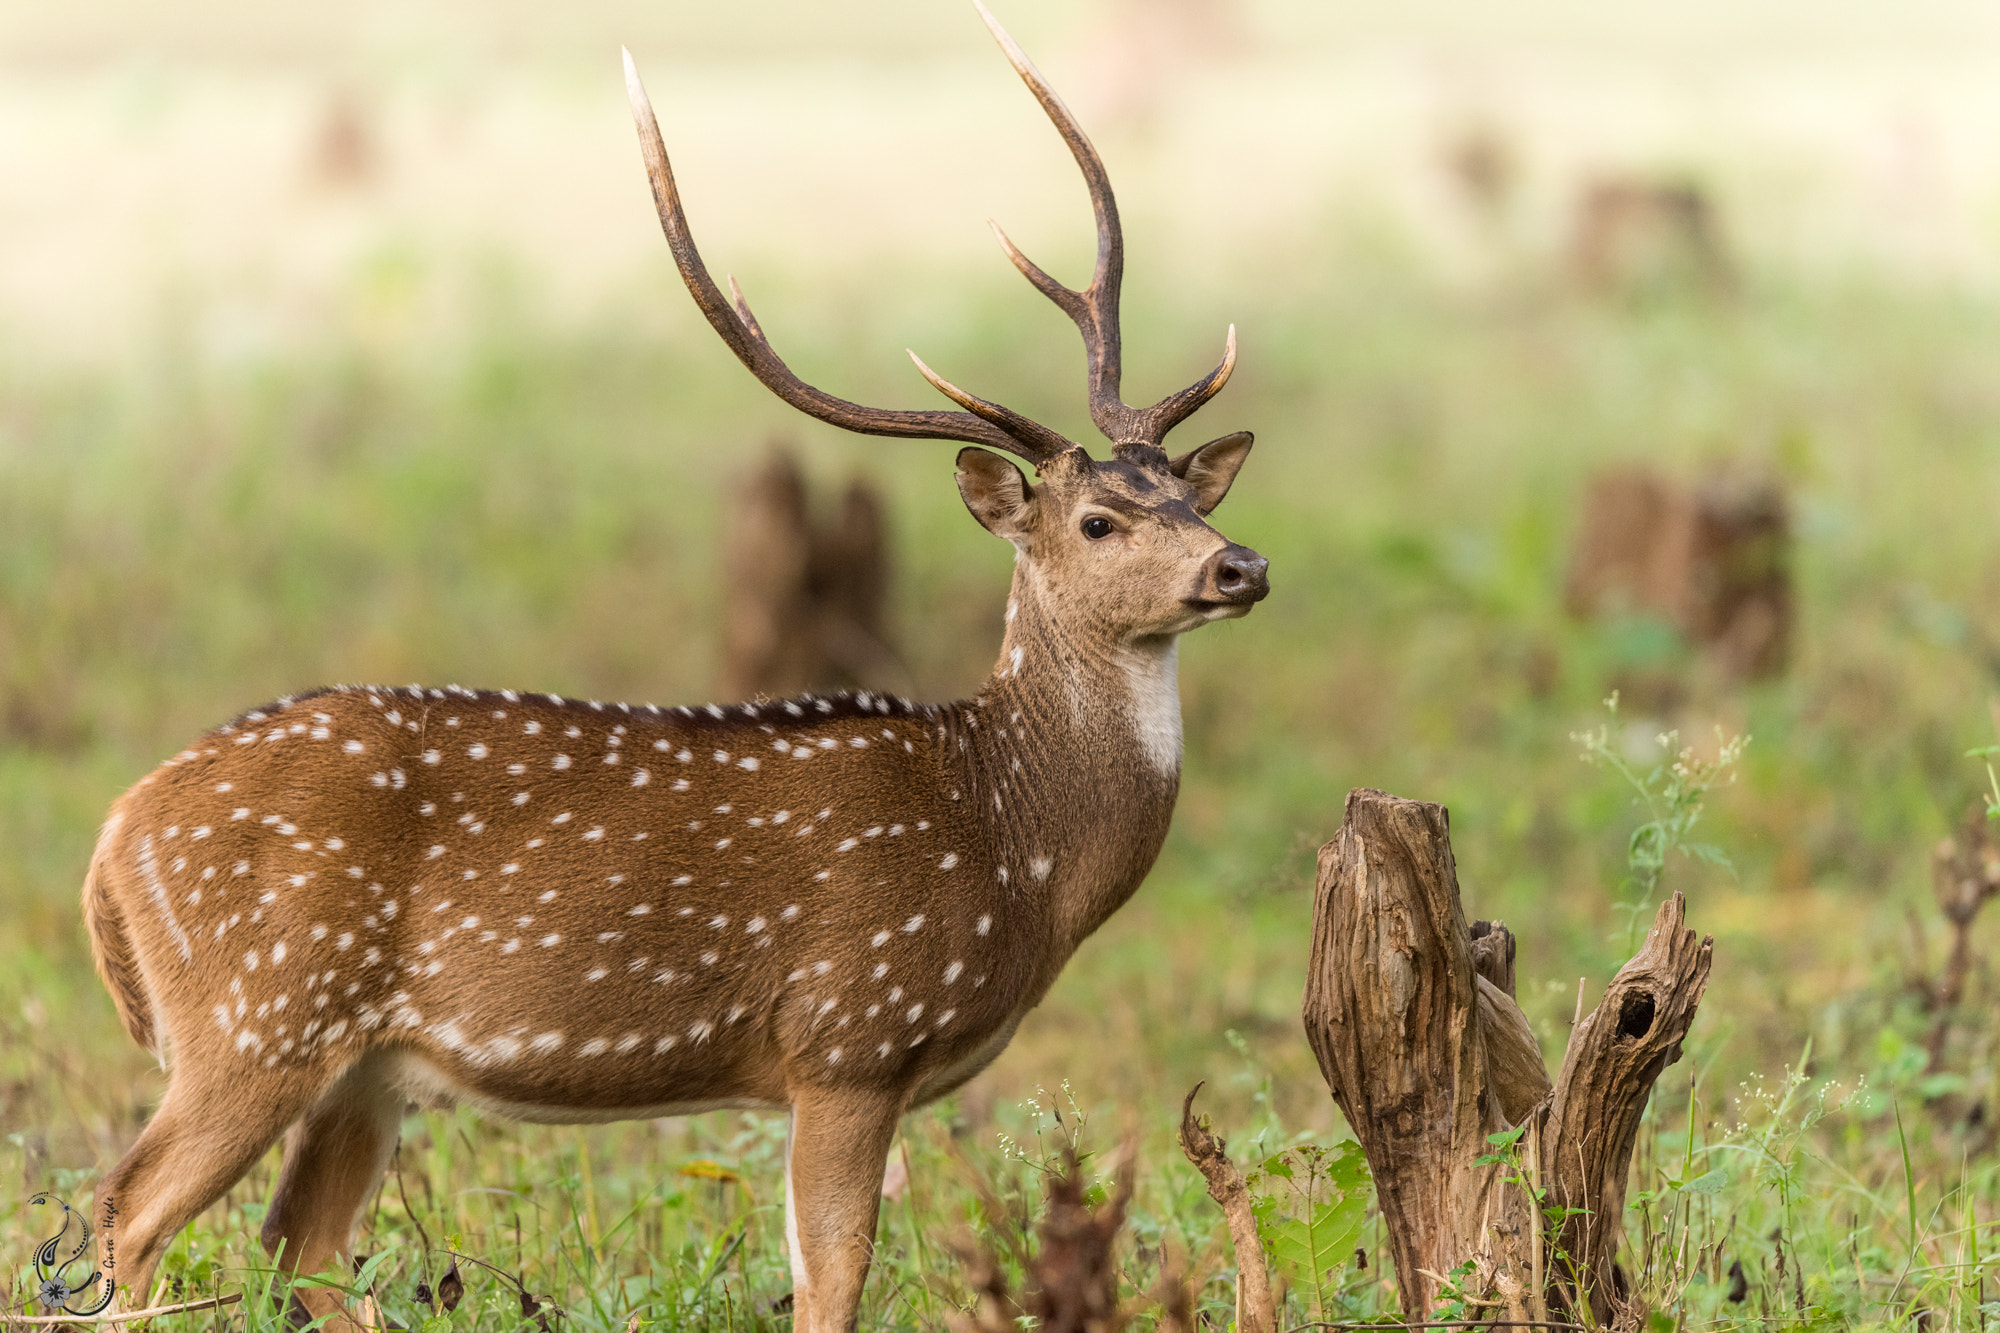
1197 544 1270 605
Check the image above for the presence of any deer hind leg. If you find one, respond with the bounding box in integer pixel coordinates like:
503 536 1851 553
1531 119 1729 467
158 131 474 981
93 1064 326 1313
261 1051 405 1332
785 1089 903 1333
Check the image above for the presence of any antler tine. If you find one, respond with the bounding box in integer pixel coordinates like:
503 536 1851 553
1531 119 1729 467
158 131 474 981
1133 324 1238 443
987 219 1085 323
725 274 772 345
623 47 1067 468
906 351 1076 459
973 4 1134 442
974 5 1236 454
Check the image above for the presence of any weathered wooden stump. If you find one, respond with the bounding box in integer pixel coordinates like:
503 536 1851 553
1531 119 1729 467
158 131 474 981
718 448 904 700
1564 465 1793 682
1301 788 1712 1325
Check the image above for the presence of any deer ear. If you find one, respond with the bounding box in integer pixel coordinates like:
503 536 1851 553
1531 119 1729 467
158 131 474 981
1168 431 1254 515
955 447 1034 541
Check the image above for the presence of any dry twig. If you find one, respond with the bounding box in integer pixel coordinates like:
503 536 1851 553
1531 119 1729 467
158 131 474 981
1 1293 243 1326
1176 1082 1276 1333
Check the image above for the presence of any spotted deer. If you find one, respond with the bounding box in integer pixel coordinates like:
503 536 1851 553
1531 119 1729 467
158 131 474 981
79 8 1267 1332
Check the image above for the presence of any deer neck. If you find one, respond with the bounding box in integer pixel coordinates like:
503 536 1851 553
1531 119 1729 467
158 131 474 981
945 560 1184 976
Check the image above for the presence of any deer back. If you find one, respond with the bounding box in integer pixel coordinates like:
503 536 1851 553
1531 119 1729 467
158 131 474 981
97 684 1057 1111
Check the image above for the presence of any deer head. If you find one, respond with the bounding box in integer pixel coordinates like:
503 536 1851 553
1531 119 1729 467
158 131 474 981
953 438 1265 646
623 2 1267 657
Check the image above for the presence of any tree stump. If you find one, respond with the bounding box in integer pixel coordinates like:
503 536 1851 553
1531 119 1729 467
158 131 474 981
1569 176 1733 297
718 448 905 700
1923 802 2000 1074
1302 788 1712 1325
1564 465 1793 683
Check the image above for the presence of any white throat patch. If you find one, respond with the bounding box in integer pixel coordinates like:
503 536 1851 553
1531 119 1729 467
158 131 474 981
1118 641 1183 776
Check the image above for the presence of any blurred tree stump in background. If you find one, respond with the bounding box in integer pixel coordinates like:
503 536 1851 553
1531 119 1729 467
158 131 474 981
1565 465 1793 682
1300 787 1712 1326
1922 802 2000 1077
1084 0 1248 132
1442 123 1518 229
1570 176 1733 297
719 447 906 701
310 87 376 190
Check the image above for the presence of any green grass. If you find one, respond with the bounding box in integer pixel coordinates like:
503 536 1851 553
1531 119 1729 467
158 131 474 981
6 238 2000 1329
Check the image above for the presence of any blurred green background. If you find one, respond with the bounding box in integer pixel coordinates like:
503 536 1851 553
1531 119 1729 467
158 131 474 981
6 0 2000 1325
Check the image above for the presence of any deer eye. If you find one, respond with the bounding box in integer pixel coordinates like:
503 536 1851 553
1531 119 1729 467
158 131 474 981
1081 516 1114 540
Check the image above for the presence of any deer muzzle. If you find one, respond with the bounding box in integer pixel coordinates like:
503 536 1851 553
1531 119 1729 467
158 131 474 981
1191 543 1270 611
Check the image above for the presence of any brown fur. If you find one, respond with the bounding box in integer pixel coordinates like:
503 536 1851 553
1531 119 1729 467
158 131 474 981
83 814 156 1057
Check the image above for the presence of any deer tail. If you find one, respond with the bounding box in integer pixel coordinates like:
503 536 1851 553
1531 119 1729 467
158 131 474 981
82 811 159 1059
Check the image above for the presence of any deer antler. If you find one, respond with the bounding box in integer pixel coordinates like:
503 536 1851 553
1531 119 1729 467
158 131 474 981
973 0 1237 458
625 1 1237 469
623 48 1072 468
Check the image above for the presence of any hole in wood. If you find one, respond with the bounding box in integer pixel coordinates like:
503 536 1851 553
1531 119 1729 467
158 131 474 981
1616 989 1657 1040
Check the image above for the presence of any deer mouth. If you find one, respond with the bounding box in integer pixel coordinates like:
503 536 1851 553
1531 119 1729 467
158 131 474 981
1184 596 1260 622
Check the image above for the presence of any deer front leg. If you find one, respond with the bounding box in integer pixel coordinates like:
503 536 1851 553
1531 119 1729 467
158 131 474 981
784 1089 902 1333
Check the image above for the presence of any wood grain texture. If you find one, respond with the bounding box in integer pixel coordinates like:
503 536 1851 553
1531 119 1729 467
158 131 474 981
1542 893 1711 1320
